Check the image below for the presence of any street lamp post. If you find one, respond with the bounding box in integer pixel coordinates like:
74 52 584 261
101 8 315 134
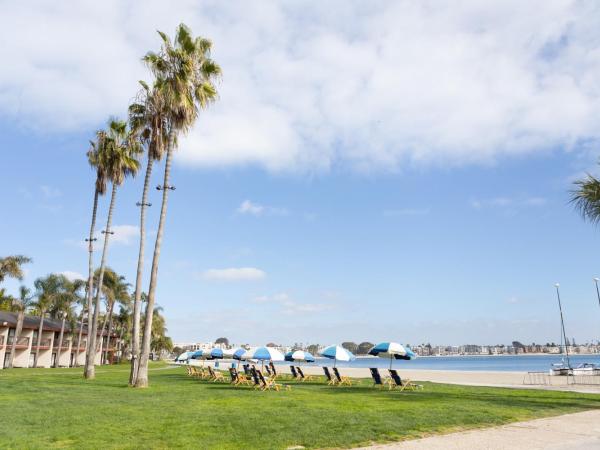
554 283 571 370
594 278 600 310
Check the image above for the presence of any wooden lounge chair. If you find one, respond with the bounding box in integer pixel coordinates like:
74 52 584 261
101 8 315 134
369 367 386 388
250 367 262 390
265 365 272 376
257 370 291 391
290 365 299 379
388 369 423 391
333 367 353 386
296 367 315 382
207 366 225 382
323 367 337 385
269 361 278 378
186 366 193 376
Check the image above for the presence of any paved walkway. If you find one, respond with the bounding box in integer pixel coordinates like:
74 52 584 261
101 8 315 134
355 410 600 450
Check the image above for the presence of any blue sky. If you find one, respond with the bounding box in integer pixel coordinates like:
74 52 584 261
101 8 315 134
2 1 600 346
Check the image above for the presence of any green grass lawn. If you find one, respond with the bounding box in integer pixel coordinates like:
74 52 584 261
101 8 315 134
1 363 600 449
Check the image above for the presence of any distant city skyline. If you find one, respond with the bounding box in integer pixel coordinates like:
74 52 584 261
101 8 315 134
3 1 600 345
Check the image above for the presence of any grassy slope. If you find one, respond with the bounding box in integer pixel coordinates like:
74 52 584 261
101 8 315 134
1 363 599 449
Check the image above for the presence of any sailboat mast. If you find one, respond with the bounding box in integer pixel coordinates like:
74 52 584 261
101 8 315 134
555 284 571 369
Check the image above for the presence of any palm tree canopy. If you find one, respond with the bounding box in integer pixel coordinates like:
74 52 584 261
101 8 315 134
87 132 109 195
571 173 600 224
143 23 221 135
129 79 171 161
0 255 32 283
33 274 70 315
100 119 143 186
12 286 34 313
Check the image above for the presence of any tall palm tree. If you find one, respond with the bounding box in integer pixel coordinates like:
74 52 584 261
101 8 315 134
571 173 600 223
135 23 220 388
32 274 67 368
83 134 109 370
128 79 169 385
7 286 34 368
84 120 141 379
0 255 32 284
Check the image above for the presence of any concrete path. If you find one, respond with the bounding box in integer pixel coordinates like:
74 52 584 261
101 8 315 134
354 410 600 449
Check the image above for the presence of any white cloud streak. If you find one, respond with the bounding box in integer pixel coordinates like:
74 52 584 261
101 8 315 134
60 270 85 281
237 200 289 217
2 1 600 172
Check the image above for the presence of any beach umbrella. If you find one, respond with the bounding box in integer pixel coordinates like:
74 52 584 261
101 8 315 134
222 348 240 358
176 351 192 362
319 345 355 367
368 342 416 369
284 350 315 363
246 346 285 362
206 348 224 359
190 350 203 360
233 348 252 361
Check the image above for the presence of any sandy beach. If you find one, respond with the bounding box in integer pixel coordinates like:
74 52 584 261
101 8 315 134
186 360 600 393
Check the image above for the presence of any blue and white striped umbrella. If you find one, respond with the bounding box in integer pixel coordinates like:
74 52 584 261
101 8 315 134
319 345 355 367
222 348 240 358
246 346 284 370
285 350 316 363
246 346 285 362
368 342 416 369
233 348 252 361
202 348 224 360
176 351 193 362
190 350 203 360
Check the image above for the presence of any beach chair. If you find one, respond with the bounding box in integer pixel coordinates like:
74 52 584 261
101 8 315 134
388 369 423 391
208 366 225 382
333 367 353 386
369 368 386 388
290 365 299 379
229 367 238 384
269 361 278 378
323 367 337 385
265 365 272 376
250 367 262 390
296 367 315 382
186 366 193 376
257 370 291 391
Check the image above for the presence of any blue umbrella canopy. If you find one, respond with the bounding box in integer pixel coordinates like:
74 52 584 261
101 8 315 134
190 350 203 360
207 348 224 359
368 342 416 369
233 348 252 361
319 345 355 367
285 350 315 362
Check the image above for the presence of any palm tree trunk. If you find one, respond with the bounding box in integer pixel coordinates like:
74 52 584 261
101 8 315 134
7 310 24 368
83 188 99 377
103 302 115 364
33 313 45 368
85 183 117 379
117 325 125 363
98 307 109 361
56 316 66 368
75 307 85 366
130 155 153 385
136 145 173 388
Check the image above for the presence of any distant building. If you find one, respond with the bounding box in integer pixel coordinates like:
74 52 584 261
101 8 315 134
0 311 119 369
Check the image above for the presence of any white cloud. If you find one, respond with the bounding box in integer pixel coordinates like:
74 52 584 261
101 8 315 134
471 196 547 209
202 267 266 281
237 200 288 217
40 185 61 198
110 224 140 246
253 292 334 315
3 1 600 172
60 271 85 281
237 200 264 216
